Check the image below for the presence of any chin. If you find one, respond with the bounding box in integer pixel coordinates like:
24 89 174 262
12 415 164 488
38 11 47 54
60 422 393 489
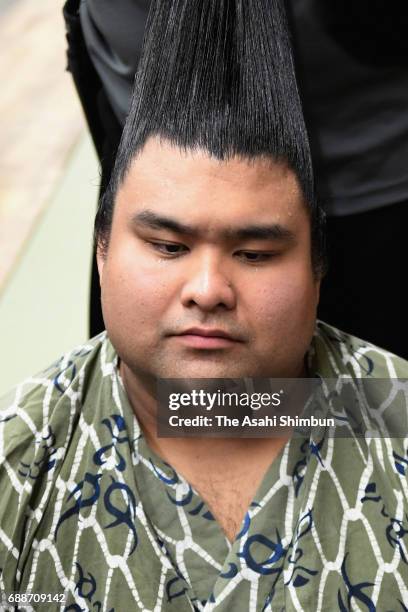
159 366 240 380
155 357 273 380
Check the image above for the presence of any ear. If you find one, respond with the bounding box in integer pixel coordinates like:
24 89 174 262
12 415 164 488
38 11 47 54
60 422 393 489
96 242 106 282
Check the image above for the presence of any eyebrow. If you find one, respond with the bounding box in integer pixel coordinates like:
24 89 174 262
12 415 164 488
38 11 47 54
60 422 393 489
131 210 295 242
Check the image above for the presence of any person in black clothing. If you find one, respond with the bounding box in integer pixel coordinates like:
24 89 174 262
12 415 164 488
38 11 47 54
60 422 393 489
287 0 408 358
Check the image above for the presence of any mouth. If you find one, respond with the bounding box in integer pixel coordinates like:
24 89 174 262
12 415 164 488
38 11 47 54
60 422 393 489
172 327 242 349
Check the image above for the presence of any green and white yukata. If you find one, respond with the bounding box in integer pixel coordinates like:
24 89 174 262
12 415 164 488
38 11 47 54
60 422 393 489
1 321 408 611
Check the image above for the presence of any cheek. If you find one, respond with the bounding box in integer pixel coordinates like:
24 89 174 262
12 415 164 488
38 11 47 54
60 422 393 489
101 251 174 330
251 268 318 331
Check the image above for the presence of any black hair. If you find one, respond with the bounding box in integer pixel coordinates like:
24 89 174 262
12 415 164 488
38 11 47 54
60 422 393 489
95 0 326 275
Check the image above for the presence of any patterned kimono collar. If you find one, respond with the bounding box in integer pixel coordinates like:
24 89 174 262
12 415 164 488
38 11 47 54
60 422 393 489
105 337 322 610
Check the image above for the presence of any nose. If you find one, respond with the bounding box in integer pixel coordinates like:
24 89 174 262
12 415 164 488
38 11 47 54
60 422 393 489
180 251 237 312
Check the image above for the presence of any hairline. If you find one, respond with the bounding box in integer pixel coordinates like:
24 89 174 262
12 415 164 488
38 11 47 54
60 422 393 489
95 141 326 279
97 139 314 238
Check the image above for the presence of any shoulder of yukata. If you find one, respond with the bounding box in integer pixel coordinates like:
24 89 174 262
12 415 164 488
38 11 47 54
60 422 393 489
315 320 408 379
0 333 110 575
0 332 108 483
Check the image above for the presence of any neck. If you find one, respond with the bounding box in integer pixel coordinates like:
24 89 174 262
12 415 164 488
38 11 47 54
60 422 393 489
119 361 295 473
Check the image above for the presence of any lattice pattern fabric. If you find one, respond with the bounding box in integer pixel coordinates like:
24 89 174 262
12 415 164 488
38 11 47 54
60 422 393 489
0 321 408 611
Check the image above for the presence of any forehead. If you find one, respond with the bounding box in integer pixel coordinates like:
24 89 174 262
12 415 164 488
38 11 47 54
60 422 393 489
116 137 306 224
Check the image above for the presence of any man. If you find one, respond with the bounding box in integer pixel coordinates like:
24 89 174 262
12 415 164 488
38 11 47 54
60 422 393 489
1 0 408 610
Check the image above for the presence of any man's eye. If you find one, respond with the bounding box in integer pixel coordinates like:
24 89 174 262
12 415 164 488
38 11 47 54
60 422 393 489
236 251 274 263
150 242 188 256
